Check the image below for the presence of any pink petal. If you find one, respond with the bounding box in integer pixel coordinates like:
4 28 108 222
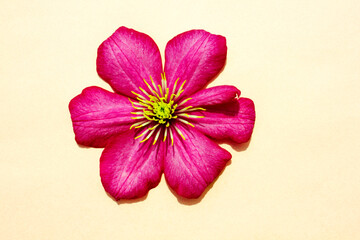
164 124 231 198
100 131 164 200
164 30 227 98
184 85 240 107
97 26 163 98
195 98 256 143
69 86 134 148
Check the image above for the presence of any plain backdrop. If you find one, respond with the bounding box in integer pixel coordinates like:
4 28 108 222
1 0 360 239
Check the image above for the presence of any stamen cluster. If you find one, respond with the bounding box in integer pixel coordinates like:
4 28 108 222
129 73 205 145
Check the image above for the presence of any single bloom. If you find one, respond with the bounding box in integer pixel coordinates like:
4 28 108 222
69 26 255 200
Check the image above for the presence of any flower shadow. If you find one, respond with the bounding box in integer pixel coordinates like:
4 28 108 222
77 144 91 149
215 138 252 152
106 192 149 205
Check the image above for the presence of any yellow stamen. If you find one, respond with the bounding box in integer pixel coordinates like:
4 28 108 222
128 98 146 110
143 110 155 115
144 114 155 121
131 116 146 120
130 120 147 129
149 123 160 130
134 121 151 129
183 107 206 112
131 91 146 100
153 129 161 145
134 129 149 139
139 87 150 97
169 93 177 102
178 97 192 106
150 76 157 92
140 128 157 143
161 74 166 92
178 80 186 93
178 113 205 119
144 79 155 93
178 118 195 127
165 88 169 101
163 128 168 142
174 126 185 140
158 85 164 97
176 106 193 113
172 78 179 96
152 90 161 100
176 89 184 98
138 101 151 108
138 98 152 105
169 128 174 146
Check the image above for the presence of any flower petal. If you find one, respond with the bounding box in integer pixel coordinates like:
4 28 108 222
184 85 240 107
164 30 227 98
194 98 255 143
100 131 164 200
69 86 134 148
97 26 163 98
164 124 231 198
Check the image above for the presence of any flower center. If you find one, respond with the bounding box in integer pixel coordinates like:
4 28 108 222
144 96 177 125
153 99 171 119
139 93 178 126
129 73 205 145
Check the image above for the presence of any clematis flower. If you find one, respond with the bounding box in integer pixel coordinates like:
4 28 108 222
69 26 255 200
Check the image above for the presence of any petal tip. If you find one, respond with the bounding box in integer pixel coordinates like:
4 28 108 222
96 26 162 97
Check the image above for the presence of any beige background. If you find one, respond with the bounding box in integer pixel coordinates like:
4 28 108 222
1 0 360 239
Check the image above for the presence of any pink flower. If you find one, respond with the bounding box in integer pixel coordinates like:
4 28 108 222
69 26 255 200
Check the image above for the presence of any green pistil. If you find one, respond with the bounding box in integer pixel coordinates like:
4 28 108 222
153 101 171 119
144 96 177 124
